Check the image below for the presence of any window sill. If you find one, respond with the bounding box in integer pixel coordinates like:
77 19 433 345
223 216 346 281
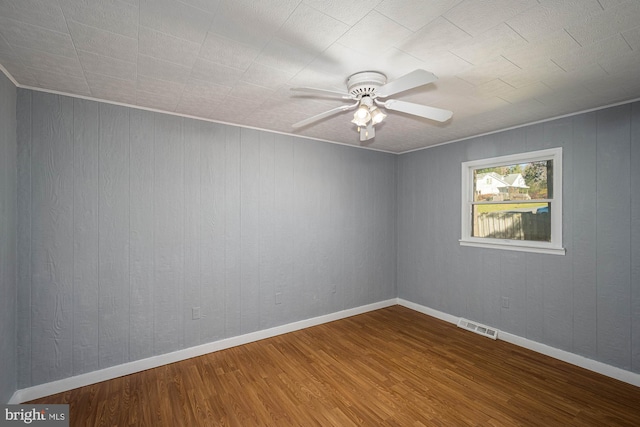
459 239 566 255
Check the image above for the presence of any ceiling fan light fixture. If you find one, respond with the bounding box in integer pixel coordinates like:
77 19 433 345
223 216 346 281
351 104 371 126
360 123 375 141
370 106 386 124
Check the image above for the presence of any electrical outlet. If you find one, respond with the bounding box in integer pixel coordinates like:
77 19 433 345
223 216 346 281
501 297 510 309
192 307 201 320
275 292 282 305
331 284 337 294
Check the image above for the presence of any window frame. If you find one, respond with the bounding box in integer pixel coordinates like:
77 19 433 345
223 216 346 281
460 147 565 255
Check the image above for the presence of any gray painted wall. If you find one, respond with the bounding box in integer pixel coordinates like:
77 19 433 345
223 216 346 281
398 101 640 373
12 86 640 391
0 72 17 402
16 90 397 388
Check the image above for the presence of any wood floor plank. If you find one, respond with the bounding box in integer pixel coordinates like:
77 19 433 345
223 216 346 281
29 306 640 426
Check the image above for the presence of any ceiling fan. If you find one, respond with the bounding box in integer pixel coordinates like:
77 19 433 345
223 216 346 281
290 69 453 142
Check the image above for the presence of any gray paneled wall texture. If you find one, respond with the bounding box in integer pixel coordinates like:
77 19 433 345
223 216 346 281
0 70 17 403
16 90 397 388
398 101 640 374
10 87 640 393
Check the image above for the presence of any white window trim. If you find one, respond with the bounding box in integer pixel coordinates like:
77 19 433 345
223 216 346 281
460 147 565 255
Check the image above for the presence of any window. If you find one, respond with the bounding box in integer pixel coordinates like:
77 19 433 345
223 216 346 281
460 147 565 255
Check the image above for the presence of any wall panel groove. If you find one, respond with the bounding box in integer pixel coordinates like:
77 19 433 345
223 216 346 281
0 71 17 403
16 89 32 390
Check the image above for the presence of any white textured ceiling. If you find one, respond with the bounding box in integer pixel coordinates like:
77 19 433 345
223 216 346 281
1 0 640 153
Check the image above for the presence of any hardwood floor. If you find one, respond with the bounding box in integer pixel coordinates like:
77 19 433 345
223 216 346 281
30 305 640 426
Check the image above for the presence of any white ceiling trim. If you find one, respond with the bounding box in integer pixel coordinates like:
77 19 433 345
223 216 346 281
4 65 639 157
0 63 20 87
5 70 396 155
399 95 640 155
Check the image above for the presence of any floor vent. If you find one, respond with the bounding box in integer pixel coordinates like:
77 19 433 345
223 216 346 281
457 318 498 340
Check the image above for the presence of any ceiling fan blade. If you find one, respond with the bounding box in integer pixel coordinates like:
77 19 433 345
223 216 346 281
383 99 453 122
292 102 359 129
375 69 438 98
290 87 352 99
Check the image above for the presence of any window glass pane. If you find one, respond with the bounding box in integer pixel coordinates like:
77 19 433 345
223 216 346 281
473 160 552 202
471 203 551 241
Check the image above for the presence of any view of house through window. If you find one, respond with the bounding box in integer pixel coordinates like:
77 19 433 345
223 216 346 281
460 147 564 255
472 159 552 241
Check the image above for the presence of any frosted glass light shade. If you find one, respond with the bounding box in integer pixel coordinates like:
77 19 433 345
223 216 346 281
370 106 386 124
351 105 371 126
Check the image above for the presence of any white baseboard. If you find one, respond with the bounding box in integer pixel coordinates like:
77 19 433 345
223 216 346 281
397 299 640 388
9 299 398 404
397 299 460 324
498 331 640 387
11 298 638 403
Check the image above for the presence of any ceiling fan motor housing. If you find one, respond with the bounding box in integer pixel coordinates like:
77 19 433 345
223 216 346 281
347 71 387 98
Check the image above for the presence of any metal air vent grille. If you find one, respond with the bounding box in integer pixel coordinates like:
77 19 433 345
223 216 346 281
457 318 499 340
